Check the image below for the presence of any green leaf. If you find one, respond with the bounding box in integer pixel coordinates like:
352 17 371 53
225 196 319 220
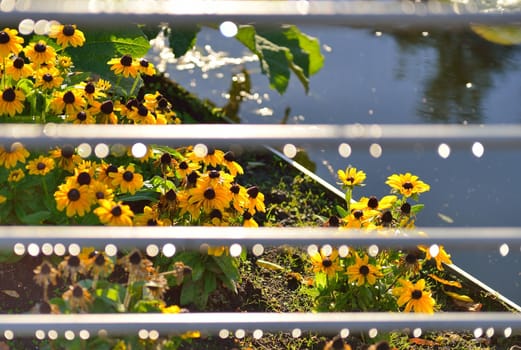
17 210 51 225
180 279 196 306
211 255 240 282
335 205 348 218
168 24 200 58
411 204 425 214
203 271 217 295
117 190 160 202
471 24 521 46
132 300 163 313
68 25 150 81
139 24 163 41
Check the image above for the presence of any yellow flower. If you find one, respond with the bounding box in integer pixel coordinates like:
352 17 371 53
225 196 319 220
49 145 82 172
351 195 397 211
309 247 343 278
0 28 24 57
54 181 93 217
0 87 25 117
49 89 86 116
7 168 25 182
23 40 56 65
66 109 96 124
345 252 382 286
337 166 366 187
110 164 143 195
5 56 33 81
386 172 430 197
134 205 167 226
26 155 55 175
77 81 106 104
418 244 452 271
107 54 139 78
343 209 379 229
137 58 156 76
246 186 265 213
393 278 435 314
222 151 244 177
187 183 232 218
0 142 30 169
49 24 86 48
94 200 134 226
89 180 114 203
34 66 64 91
242 211 258 227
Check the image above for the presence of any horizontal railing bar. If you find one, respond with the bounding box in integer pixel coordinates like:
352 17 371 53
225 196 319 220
1 226 520 251
1 312 520 337
1 124 521 148
1 1 521 28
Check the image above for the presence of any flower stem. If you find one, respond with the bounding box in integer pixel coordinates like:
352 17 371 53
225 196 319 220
344 187 352 213
129 75 140 96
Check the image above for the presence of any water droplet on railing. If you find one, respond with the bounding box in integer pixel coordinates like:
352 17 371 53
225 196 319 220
146 244 159 257
68 243 81 256
34 19 50 35
368 245 379 257
292 328 302 338
253 329 263 339
79 329 90 340
437 143 451 159
64 330 75 340
77 143 92 158
35 330 45 340
104 244 118 257
338 245 349 258
138 329 149 340
219 21 238 38
27 243 40 257
48 330 58 340
54 243 66 256
338 143 352 158
340 328 349 338
235 329 246 339
41 243 53 256
193 144 208 158
230 243 242 257
321 244 333 256
4 330 14 340
162 243 176 257
94 143 110 158
219 329 229 339
472 142 484 158
504 327 512 338
131 143 147 159
369 144 382 158
307 244 318 256
485 327 494 338
473 327 483 338
18 18 35 35
368 328 378 338
499 243 509 257
252 244 264 257
283 144 297 159
149 330 159 340
413 328 422 337
429 244 439 258
13 243 25 256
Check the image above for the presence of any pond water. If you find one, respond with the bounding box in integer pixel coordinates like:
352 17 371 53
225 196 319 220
160 25 521 305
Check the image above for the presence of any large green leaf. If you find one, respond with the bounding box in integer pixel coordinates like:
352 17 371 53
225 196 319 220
68 25 150 81
235 25 324 94
168 24 200 58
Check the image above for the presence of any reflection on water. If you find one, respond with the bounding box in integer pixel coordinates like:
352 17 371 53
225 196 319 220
161 25 521 303
392 29 520 123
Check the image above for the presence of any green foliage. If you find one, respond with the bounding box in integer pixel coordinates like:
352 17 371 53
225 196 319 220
168 24 201 58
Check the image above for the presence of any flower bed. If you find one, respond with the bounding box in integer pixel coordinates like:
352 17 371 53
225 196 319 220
0 22 520 350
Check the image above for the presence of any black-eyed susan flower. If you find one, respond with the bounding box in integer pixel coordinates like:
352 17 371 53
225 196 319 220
90 180 114 202
343 209 378 229
222 151 244 177
34 66 64 91
54 181 93 217
190 147 225 168
137 58 156 76
386 172 430 197
110 164 144 195
107 54 139 78
0 87 25 117
323 336 352 350
97 162 119 186
246 186 265 213
62 284 92 313
49 145 81 172
392 278 435 314
5 56 33 80
94 199 134 226
418 244 452 271
134 205 167 226
49 89 86 116
58 255 86 283
7 168 25 182
26 155 55 175
88 252 114 280
0 28 24 57
66 109 96 124
345 252 382 286
57 55 73 69
23 40 56 65
77 81 106 104
48 24 86 48
242 210 258 227
0 195 5 204
309 247 342 278
0 142 30 169
399 249 423 275
351 195 397 212
337 166 366 188
93 100 119 124
229 183 248 212
127 103 156 124
176 159 200 180
187 183 232 218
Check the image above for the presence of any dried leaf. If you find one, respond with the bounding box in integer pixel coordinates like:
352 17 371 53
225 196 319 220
428 273 462 288
409 338 439 346
1 290 20 298
256 259 285 271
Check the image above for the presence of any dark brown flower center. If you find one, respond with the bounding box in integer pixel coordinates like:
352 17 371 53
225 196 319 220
105 164 118 175
72 285 83 298
160 153 172 165
129 251 141 265
77 172 91 185
243 211 252 220
210 209 222 220
68 255 80 267
405 253 418 264
209 170 220 178
120 55 133 67
411 289 423 299
224 151 235 162
247 186 259 198
137 104 148 117
322 258 332 268
63 91 75 104
34 42 46 53
346 176 354 183
368 196 379 209
139 59 149 67
61 145 75 158
230 184 240 194
381 211 393 226
101 100 114 114
63 25 75 36
359 265 370 275
165 189 176 201
353 210 363 220
13 57 24 69
39 301 52 314
94 253 105 266
187 171 198 184
401 202 411 215
0 31 10 44
403 182 414 190
84 82 95 94
2 88 16 102
37 162 46 170
111 205 122 217
122 171 134 182
77 111 87 121
157 98 168 109
179 161 188 170
147 219 158 226
126 98 138 110
43 73 53 82
95 191 104 199
203 187 216 200
67 189 80 201
41 263 51 275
